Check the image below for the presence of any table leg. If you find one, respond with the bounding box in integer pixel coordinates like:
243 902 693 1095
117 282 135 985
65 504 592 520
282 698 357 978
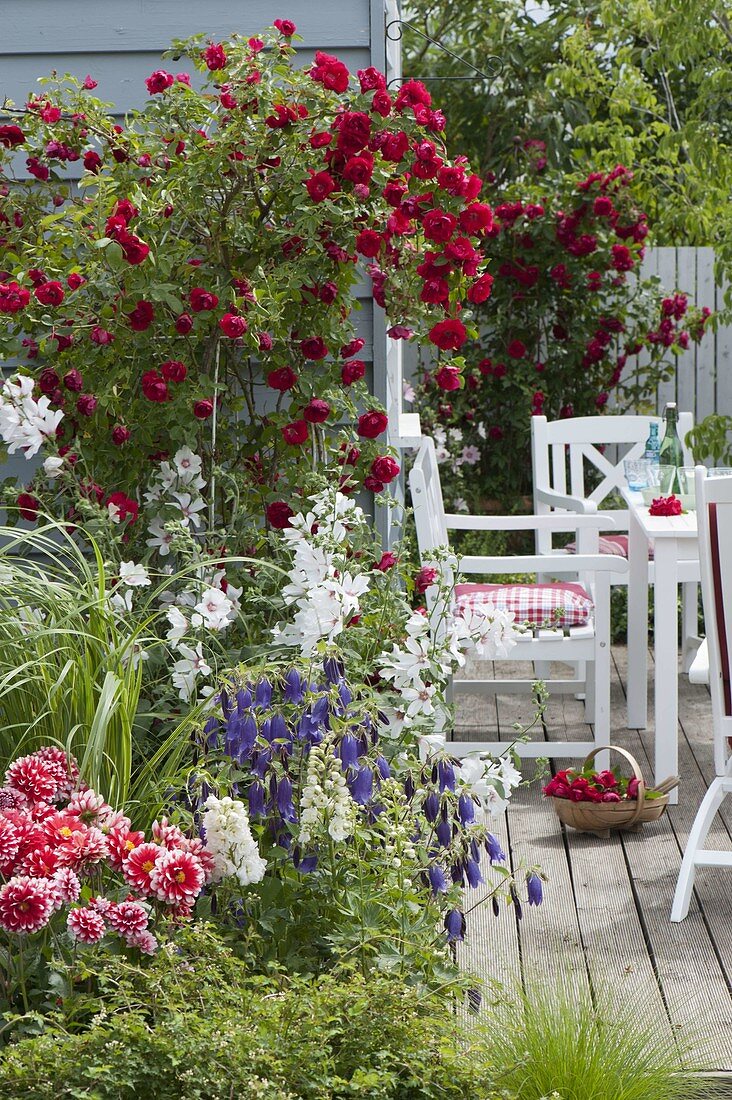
653 539 679 805
627 506 649 729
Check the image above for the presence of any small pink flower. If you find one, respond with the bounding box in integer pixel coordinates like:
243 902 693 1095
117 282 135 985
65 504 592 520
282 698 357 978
52 866 81 905
107 900 149 939
0 817 19 867
6 756 57 804
67 788 112 826
123 842 163 895
127 929 158 954
56 825 108 871
67 906 106 944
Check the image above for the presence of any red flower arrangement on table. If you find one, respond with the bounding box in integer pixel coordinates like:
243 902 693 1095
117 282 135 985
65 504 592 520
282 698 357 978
543 766 642 804
648 494 683 516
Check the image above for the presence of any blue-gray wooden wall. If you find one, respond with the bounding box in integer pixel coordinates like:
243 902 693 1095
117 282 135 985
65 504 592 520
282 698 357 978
1 0 397 538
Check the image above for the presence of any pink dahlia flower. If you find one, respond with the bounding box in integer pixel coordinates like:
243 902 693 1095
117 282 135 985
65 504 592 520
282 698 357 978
149 848 205 905
67 906 106 944
0 876 55 933
123 842 163 895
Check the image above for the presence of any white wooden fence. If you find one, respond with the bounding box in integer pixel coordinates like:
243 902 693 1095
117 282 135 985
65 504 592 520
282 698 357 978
641 246 731 420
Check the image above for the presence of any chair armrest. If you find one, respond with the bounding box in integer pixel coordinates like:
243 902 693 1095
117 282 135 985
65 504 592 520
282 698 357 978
689 638 710 685
535 487 598 514
445 513 612 533
458 554 629 576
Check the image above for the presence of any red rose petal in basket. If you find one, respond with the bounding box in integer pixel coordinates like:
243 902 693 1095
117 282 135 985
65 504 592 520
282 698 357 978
648 494 682 517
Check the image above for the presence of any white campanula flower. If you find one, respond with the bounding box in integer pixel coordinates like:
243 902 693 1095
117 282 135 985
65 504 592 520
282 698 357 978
119 560 151 587
201 794 266 886
193 587 234 632
172 642 211 701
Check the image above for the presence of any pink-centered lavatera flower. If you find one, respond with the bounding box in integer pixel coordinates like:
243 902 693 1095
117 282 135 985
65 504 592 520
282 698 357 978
0 876 55 934
149 848 205 905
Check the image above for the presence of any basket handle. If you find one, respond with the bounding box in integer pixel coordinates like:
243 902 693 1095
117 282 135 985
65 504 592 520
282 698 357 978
581 745 646 828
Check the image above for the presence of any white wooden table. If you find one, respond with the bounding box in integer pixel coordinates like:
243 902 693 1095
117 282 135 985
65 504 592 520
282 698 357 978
623 488 700 804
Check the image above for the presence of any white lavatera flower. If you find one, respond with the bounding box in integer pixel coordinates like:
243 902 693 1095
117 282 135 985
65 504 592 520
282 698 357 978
173 446 203 481
172 492 206 528
165 606 188 644
172 642 211 702
109 589 134 616
119 560 151 587
43 455 64 479
193 587 234 631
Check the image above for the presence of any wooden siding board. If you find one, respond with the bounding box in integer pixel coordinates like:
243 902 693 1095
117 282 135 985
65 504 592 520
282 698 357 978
695 246 717 421
2 1 371 53
655 247 677 412
676 246 698 417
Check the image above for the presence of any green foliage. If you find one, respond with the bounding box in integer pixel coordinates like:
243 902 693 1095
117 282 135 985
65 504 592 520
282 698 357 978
0 927 510 1100
481 981 708 1100
686 414 732 464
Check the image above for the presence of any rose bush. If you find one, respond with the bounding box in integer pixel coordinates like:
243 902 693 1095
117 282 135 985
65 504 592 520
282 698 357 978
413 167 711 509
0 24 493 531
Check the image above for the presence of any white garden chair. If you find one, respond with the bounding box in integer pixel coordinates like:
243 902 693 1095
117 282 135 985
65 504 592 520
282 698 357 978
671 467 732 922
409 436 627 759
531 412 699 671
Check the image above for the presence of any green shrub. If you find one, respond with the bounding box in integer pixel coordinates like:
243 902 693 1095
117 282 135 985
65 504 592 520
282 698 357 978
0 927 508 1100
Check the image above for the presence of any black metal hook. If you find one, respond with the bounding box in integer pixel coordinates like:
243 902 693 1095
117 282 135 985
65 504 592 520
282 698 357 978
385 18 502 87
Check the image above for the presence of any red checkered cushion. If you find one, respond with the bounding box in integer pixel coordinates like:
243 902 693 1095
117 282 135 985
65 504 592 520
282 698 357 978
565 534 629 557
455 581 593 628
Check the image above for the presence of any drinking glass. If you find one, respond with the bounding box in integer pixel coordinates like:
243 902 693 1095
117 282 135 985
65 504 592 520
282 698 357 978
624 458 654 491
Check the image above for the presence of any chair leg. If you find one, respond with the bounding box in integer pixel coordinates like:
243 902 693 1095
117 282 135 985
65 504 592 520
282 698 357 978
590 580 611 771
671 778 728 922
533 661 552 680
681 582 699 673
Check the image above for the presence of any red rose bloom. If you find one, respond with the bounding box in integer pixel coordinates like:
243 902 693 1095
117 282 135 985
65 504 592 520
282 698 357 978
0 283 30 313
310 51 350 94
364 475 384 493
141 370 169 403
593 195 614 216
90 325 114 345
459 202 494 235
434 366 461 391
106 492 139 524
266 367 298 392
336 111 372 155
202 43 227 71
63 368 83 392
193 399 214 420
305 170 337 203
467 272 494 304
428 318 467 351
34 281 65 307
274 18 297 36
355 229 382 257
611 244 634 272
190 288 219 312
38 368 59 395
341 359 366 385
422 209 457 243
300 337 328 361
219 313 247 338
343 153 374 184
76 394 98 417
67 273 85 290
282 420 309 445
0 125 25 148
145 70 174 95
111 425 131 446
371 455 400 484
175 313 193 334
415 566 438 593
17 493 40 522
648 494 683 517
83 150 102 173
357 410 388 439
161 359 187 383
374 551 398 571
507 339 527 359
303 398 330 424
126 300 154 331
266 501 294 529
341 338 365 359
380 131 409 162
118 231 150 265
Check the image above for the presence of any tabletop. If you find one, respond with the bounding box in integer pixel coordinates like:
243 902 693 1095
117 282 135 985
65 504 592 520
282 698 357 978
620 487 698 540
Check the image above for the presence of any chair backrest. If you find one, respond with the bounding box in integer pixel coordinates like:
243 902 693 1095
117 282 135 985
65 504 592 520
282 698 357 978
409 436 449 558
531 412 694 551
696 467 732 777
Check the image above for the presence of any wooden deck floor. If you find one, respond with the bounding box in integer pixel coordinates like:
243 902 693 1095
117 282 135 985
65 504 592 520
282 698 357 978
454 646 732 1074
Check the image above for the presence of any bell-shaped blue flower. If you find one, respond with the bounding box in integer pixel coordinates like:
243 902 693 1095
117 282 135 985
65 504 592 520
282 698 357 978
464 857 483 889
336 680 353 713
450 862 464 885
293 847 319 873
485 833 506 864
375 756 391 780
437 760 456 792
436 818 452 847
323 656 344 684
248 780 266 818
444 909 466 942
269 714 289 744
404 774 416 800
252 747 271 779
348 765 374 805
428 863 448 894
220 689 232 721
203 716 220 750
458 793 476 825
236 685 253 712
311 695 330 729
283 668 306 704
339 733 360 768
276 776 297 823
423 791 440 822
526 872 543 907
255 679 273 710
